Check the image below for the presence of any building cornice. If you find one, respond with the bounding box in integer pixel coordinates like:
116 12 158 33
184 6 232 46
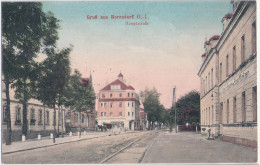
216 1 250 51
197 48 217 76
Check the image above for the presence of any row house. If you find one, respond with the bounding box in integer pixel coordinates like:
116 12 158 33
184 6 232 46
2 82 66 143
198 1 257 147
97 73 141 130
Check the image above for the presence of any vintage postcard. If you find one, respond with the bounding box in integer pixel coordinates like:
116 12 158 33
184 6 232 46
1 0 258 164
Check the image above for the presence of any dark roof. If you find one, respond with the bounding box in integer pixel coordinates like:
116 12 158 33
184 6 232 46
210 35 220 41
224 13 234 19
205 41 210 45
101 79 135 91
80 78 89 87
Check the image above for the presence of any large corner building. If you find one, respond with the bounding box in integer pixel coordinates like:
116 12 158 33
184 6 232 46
97 73 141 130
198 1 257 147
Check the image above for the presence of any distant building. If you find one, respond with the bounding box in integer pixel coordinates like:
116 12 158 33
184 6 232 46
198 1 256 147
67 74 96 132
139 107 147 130
97 73 141 130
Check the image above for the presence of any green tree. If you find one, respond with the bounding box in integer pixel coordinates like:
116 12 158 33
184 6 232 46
36 47 71 142
176 91 200 125
2 2 59 143
140 88 161 130
64 70 96 136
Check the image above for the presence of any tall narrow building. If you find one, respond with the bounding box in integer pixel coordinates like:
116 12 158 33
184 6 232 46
97 73 140 130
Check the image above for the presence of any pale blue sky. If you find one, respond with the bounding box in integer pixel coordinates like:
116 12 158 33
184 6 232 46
43 1 232 108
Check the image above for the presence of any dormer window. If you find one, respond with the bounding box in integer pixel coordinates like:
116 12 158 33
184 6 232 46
102 93 105 98
111 85 121 90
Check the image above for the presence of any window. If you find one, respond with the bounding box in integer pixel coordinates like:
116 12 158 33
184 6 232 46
212 105 214 124
132 102 134 107
128 102 130 107
206 108 207 125
81 114 84 123
132 93 134 97
74 112 79 123
242 92 246 122
102 93 105 98
252 21 256 54
119 112 122 117
128 112 130 116
110 93 113 98
128 93 130 97
241 35 245 63
119 93 122 97
2 105 7 123
232 46 236 72
208 73 210 90
220 103 223 124
132 112 134 116
233 97 237 123
110 112 113 117
226 55 229 77
15 106 21 125
211 69 213 88
205 76 207 92
38 109 43 125
220 63 223 82
104 103 106 107
101 103 103 107
104 112 106 117
110 102 113 108
226 99 229 124
253 86 257 122
46 111 50 125
119 102 122 107
101 112 103 117
209 107 210 125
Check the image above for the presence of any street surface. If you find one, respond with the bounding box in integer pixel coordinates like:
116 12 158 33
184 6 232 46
142 131 257 163
2 130 257 164
2 131 156 164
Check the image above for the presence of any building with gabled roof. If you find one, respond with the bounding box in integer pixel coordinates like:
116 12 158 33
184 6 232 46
97 73 141 131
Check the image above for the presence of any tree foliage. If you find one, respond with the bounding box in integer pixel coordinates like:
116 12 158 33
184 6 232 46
140 88 166 129
176 90 200 125
2 2 60 141
64 70 96 112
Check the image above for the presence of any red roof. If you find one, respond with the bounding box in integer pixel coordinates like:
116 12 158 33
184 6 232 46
210 35 220 40
201 53 206 57
205 41 210 45
101 79 135 91
118 73 123 77
224 13 233 19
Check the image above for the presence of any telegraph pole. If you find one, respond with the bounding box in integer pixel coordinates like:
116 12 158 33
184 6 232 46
172 87 177 133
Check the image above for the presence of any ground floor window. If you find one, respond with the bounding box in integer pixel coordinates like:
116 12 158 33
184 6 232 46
30 108 36 125
46 111 50 125
38 109 43 125
15 106 21 125
2 105 7 123
253 86 257 121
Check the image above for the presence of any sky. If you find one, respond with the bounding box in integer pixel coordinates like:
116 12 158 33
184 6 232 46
43 1 232 108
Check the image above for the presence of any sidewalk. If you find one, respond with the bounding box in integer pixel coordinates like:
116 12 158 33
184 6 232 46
2 131 112 154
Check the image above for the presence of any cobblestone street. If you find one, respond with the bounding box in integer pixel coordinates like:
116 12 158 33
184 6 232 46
2 130 257 164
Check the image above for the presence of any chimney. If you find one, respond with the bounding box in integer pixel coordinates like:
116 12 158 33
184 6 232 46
222 13 233 31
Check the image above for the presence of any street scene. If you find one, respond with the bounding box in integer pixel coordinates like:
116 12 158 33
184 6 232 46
1 0 258 164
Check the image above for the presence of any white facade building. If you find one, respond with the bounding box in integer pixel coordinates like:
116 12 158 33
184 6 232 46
198 1 257 148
